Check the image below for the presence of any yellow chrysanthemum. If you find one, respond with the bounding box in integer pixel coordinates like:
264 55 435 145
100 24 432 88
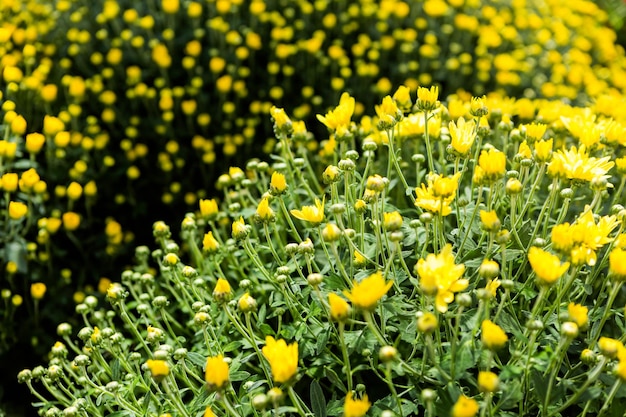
448 117 476 156
328 293 350 321
262 336 298 383
548 145 614 183
451 394 479 417
415 244 467 313
290 198 325 224
343 271 393 310
344 392 371 417
528 246 570 285
316 92 355 131
205 355 229 390
481 320 508 350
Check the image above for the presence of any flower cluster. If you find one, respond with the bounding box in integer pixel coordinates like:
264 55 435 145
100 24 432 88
19 84 626 417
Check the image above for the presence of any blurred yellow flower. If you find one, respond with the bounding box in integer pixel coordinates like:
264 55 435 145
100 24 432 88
478 371 499 393
30 283 46 300
609 247 626 280
270 171 287 194
8 201 28 220
452 395 479 417
25 133 45 154
481 320 508 350
343 271 393 310
1 173 18 192
262 336 298 383
344 392 371 417
478 148 506 182
448 117 476 156
256 197 275 222
62 212 81 231
534 138 553 162
316 92 355 131
205 355 229 390
528 246 569 285
415 244 467 313
567 302 588 328
328 293 350 321
291 198 324 224
146 359 169 381
548 145 613 182
199 198 219 219
203 231 220 253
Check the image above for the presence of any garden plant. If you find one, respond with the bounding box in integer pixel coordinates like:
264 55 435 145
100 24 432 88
1 0 626 416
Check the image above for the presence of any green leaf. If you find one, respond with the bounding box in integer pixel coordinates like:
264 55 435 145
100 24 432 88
186 351 206 368
531 369 548 405
230 371 251 382
324 366 347 393
310 380 327 417
111 358 121 381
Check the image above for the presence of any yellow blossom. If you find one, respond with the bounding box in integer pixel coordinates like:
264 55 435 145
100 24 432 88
213 278 232 301
203 231 220 253
62 212 81 231
231 216 248 239
328 293 350 321
415 244 467 313
8 201 28 220
451 395 479 417
417 312 438 333
146 359 170 381
478 148 506 182
528 246 569 285
478 371 499 393
270 106 292 131
416 86 439 111
523 122 547 141
205 354 229 390
448 117 476 156
609 248 626 280
392 85 412 112
199 199 219 219
1 173 18 192
270 171 287 194
316 92 355 131
548 146 613 183
567 302 588 328
291 198 324 224
343 271 393 310
598 337 623 359
344 392 371 417
480 210 501 232
383 211 403 231
481 320 508 350
534 138 553 162
238 292 257 313
517 140 532 160
375 95 402 128
262 336 298 383
25 133 45 154
256 197 275 222
30 283 46 300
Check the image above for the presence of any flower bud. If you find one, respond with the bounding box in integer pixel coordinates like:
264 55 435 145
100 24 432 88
379 346 398 363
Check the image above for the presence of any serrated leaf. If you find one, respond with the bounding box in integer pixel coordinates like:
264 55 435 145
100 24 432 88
230 371 251 382
324 366 346 393
310 380 327 417
186 351 206 368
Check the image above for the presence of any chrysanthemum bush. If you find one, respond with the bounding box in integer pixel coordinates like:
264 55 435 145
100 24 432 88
22 87 626 417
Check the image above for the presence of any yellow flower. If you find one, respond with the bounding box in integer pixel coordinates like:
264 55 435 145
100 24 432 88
43 116 65 136
534 138 553 162
448 117 476 156
231 216 249 239
392 85 412 112
10 115 26 135
383 211 403 231
598 337 623 359
452 395 479 417
238 292 257 313
375 95 402 129
262 336 298 383
203 231 220 253
146 359 170 381
567 302 588 328
480 210 501 232
213 278 232 301
548 146 613 183
478 148 506 182
25 133 45 154
417 312 438 333
66 182 83 200
478 371 499 393
414 173 459 216
528 247 569 285
204 407 216 417
30 283 46 300
523 122 547 141
431 172 460 199
256 197 275 222
199 198 219 219
8 201 28 220
322 222 342 242
415 245 467 313
416 86 439 112
616 359 626 382
517 140 532 160
316 92 355 131
270 171 287 195
328 293 350 321
62 212 81 231
205 354 229 390
162 0 179 14
270 106 292 131
344 392 371 417
291 198 324 224
343 271 393 310
1 173 18 192
609 247 626 280
481 320 508 350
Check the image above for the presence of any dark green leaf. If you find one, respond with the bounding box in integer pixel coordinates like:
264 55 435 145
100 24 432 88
324 366 347 393
310 380 327 417
186 351 206 368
